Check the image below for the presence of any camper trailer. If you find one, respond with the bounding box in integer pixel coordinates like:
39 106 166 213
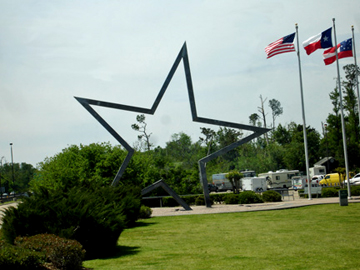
212 170 256 191
242 177 267 192
258 169 300 189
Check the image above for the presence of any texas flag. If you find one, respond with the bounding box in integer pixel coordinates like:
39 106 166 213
303 27 333 55
323 38 353 65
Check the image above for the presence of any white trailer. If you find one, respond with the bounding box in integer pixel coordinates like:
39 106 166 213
212 170 257 191
258 169 300 189
242 177 267 192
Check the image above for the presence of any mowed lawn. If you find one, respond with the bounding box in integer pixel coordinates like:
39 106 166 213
84 203 360 270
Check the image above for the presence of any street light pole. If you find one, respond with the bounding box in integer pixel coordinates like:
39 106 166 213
10 143 15 198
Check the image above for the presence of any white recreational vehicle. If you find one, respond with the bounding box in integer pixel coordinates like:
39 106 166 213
212 170 256 191
212 173 233 191
258 169 300 189
309 165 326 178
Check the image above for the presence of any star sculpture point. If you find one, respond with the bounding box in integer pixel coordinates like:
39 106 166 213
75 43 270 207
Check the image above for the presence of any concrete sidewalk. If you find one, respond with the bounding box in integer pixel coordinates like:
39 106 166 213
150 195 360 217
1 196 360 222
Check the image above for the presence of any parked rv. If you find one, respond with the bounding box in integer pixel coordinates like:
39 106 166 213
292 176 323 191
212 170 257 192
242 177 267 192
309 165 326 178
258 169 300 189
212 173 233 191
291 176 307 190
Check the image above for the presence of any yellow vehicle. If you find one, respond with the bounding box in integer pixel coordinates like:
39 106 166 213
319 173 345 187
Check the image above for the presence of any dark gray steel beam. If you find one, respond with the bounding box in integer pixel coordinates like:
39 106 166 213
141 180 192 211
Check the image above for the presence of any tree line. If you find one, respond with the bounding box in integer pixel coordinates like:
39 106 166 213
1 64 359 196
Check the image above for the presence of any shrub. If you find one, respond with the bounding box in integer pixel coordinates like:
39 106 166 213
1 182 141 259
138 205 152 219
211 193 227 204
262 190 282 202
195 195 206 205
321 187 339 197
350 185 360 196
15 234 85 270
224 193 239 204
0 240 43 269
238 191 264 204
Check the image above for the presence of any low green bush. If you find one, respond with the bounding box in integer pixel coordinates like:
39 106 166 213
0 240 43 269
224 193 239 204
262 190 282 202
238 191 263 204
350 185 360 196
1 182 141 259
195 195 206 205
211 193 227 204
321 187 339 197
138 205 152 219
15 234 85 270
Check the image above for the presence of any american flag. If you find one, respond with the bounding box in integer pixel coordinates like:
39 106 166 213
265 33 296 59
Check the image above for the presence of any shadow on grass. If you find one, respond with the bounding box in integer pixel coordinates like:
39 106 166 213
133 220 157 227
107 245 141 259
91 220 157 260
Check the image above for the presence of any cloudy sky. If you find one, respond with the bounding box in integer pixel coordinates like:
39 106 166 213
1 0 359 167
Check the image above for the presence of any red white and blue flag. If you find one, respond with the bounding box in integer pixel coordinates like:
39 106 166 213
303 27 333 55
323 38 353 65
265 33 296 59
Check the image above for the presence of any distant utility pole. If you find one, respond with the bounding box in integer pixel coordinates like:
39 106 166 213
10 143 15 198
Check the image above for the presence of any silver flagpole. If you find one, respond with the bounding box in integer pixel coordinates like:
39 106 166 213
296 23 311 199
352 26 360 128
333 18 351 199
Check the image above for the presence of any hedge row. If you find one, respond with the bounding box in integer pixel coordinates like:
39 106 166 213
299 185 360 198
142 190 282 207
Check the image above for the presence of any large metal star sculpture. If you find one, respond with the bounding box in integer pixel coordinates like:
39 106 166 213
75 42 270 207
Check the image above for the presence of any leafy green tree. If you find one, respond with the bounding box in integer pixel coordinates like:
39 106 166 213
0 161 36 194
225 171 243 194
321 64 360 170
215 127 242 163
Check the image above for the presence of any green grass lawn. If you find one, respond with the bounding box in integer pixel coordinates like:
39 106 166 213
84 203 360 270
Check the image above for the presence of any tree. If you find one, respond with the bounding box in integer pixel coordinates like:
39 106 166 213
215 127 242 163
322 64 360 170
0 160 36 194
225 171 243 194
249 113 260 126
199 127 216 156
258 95 269 144
131 114 153 151
268 99 283 129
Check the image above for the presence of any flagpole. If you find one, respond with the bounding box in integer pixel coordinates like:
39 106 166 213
352 26 360 128
296 23 311 199
333 18 351 199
